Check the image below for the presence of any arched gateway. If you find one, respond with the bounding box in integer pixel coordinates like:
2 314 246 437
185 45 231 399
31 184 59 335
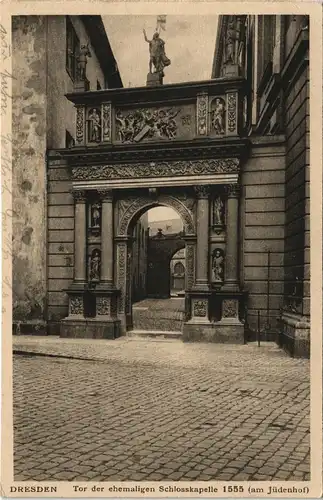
59 79 249 343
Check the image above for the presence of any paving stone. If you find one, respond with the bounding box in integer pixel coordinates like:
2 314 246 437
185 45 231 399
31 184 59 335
13 337 309 482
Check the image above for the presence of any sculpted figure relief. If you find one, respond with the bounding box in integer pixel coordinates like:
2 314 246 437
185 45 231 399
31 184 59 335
212 249 224 283
88 108 101 143
143 29 171 78
225 18 239 64
212 99 225 135
89 249 101 281
91 203 101 228
213 196 224 225
116 107 179 143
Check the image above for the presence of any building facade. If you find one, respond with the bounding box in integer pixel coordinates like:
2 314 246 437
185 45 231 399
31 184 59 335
212 15 309 356
12 15 309 358
12 15 122 334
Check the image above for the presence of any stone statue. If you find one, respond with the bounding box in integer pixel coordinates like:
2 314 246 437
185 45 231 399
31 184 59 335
212 249 224 282
88 108 101 142
212 99 225 135
77 44 91 81
143 29 171 78
91 203 100 228
213 196 224 225
89 250 100 281
225 18 238 64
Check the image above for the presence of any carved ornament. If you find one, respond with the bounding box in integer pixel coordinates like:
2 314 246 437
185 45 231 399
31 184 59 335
72 158 240 182
76 106 85 144
224 183 240 197
70 296 83 315
227 92 237 133
197 93 208 136
97 296 111 316
72 190 87 202
222 299 238 318
102 103 112 142
193 300 207 317
115 107 180 143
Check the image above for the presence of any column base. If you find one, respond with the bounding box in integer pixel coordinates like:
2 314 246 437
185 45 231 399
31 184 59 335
279 312 310 358
60 317 121 339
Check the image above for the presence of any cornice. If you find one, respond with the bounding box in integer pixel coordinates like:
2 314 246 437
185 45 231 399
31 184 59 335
53 138 250 166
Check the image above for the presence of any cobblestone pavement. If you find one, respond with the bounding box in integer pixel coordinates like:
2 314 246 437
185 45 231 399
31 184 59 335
13 336 310 482
132 298 185 331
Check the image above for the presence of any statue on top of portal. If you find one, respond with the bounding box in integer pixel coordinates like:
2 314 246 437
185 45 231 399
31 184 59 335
143 29 171 78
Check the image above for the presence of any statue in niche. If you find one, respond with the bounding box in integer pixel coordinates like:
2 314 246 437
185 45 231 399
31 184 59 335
88 108 101 142
91 203 101 228
213 196 224 225
77 44 91 81
89 249 101 281
143 29 171 78
212 249 224 282
212 99 225 135
225 18 239 64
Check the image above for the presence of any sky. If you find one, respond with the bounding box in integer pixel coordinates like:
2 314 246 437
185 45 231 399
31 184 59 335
103 15 218 221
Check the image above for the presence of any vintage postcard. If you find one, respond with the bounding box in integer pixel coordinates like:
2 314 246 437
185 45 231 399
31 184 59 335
1 0 322 498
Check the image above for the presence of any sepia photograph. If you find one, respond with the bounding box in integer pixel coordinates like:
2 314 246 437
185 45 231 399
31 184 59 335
3 7 321 495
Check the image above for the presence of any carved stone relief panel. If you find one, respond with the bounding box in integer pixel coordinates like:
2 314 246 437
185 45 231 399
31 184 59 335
209 96 226 136
193 299 207 317
116 242 127 315
69 296 83 315
226 92 238 135
222 298 239 318
97 296 111 316
196 93 208 136
102 102 112 143
76 105 85 145
88 249 101 282
114 105 196 144
185 244 196 290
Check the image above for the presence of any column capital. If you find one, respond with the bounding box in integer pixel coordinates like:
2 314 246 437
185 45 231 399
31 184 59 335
224 184 241 198
71 190 87 202
194 185 210 199
97 189 113 202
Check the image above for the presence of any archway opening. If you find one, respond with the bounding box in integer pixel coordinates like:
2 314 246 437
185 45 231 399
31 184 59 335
128 204 186 333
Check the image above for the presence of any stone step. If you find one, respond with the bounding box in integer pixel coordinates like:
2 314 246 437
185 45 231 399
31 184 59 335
127 330 182 340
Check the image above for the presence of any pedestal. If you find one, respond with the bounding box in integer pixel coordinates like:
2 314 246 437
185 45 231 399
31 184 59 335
147 72 162 87
279 312 310 358
215 294 245 344
182 290 213 341
222 63 240 77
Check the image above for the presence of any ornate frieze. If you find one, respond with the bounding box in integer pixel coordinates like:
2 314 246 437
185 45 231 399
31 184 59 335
226 92 237 134
71 158 239 182
196 92 208 136
76 105 85 145
115 107 181 143
102 102 112 142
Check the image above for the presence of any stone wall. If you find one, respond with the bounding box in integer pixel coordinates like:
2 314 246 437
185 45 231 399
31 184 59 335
12 16 48 332
47 156 74 334
241 137 286 336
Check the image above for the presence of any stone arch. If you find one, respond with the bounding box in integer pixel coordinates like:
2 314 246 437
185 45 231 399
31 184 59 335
115 193 196 333
117 194 195 236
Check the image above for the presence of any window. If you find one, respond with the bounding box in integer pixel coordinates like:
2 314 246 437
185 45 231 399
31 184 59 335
66 17 80 81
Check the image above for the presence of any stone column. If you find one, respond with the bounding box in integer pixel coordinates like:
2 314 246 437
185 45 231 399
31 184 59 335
224 184 240 290
73 190 87 284
194 185 210 290
98 189 114 287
